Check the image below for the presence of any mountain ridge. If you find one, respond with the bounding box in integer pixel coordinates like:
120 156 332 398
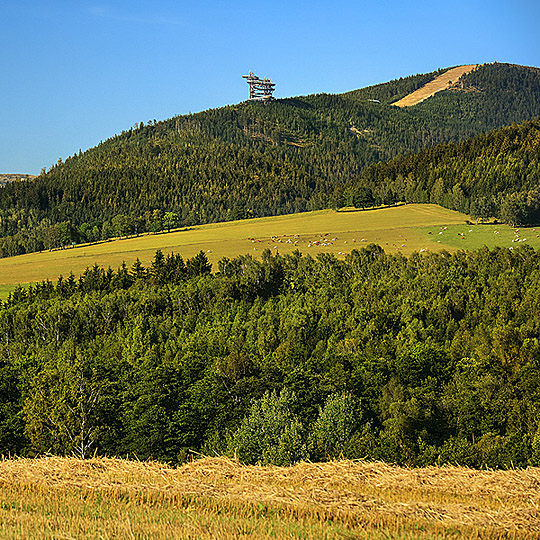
0 62 539 257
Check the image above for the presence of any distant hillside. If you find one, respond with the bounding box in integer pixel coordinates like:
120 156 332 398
0 62 539 257
343 117 540 226
0 173 36 186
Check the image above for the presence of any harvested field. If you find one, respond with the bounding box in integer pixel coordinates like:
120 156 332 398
0 455 539 539
393 65 478 107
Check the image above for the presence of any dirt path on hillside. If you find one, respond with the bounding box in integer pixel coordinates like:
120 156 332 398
393 65 478 107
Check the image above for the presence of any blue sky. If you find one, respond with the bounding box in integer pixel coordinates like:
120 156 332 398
1 0 539 174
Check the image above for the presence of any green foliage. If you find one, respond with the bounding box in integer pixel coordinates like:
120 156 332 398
23 344 106 458
226 388 307 466
1 246 540 468
308 392 361 460
0 357 26 455
531 426 540 466
346 117 540 224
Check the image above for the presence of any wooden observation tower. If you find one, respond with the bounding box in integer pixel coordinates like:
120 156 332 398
242 71 276 102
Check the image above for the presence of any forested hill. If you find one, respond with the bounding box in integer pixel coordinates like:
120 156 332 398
343 118 540 225
1 62 540 257
3 246 540 468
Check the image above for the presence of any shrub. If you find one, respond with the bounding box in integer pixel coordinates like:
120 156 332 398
227 388 307 466
309 392 361 460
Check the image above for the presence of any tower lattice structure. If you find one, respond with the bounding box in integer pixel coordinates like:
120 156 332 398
242 71 276 102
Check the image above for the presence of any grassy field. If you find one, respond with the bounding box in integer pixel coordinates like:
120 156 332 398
0 455 538 539
0 204 466 296
422 221 540 251
0 203 536 298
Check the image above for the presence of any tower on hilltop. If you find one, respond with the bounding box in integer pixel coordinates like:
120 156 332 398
242 71 275 102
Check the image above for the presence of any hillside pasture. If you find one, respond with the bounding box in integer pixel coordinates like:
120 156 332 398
4 204 540 297
2 204 539 296
0 204 467 294
422 222 540 251
0 456 538 539
2 204 540 298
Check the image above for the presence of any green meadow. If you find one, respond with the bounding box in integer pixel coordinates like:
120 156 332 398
422 222 540 251
0 203 534 297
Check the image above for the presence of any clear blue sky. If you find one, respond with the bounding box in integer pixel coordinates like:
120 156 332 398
2 0 539 174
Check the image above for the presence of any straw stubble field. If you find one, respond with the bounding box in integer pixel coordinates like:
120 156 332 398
0 456 539 539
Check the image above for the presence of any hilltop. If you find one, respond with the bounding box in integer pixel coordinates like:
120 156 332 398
0 62 539 258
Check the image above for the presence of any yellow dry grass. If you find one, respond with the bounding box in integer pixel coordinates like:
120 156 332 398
392 65 478 107
0 204 466 294
0 455 539 539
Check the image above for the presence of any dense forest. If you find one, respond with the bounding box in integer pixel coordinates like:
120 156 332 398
341 118 540 225
1 246 540 468
0 63 540 257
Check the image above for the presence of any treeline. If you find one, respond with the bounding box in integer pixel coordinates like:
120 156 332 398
341 118 540 225
1 246 540 468
0 211 185 257
0 63 540 257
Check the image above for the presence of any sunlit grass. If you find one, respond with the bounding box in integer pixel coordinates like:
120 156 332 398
4 205 534 299
0 204 468 298
422 221 540 251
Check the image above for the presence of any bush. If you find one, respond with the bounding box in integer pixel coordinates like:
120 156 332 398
227 388 307 466
309 392 361 460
